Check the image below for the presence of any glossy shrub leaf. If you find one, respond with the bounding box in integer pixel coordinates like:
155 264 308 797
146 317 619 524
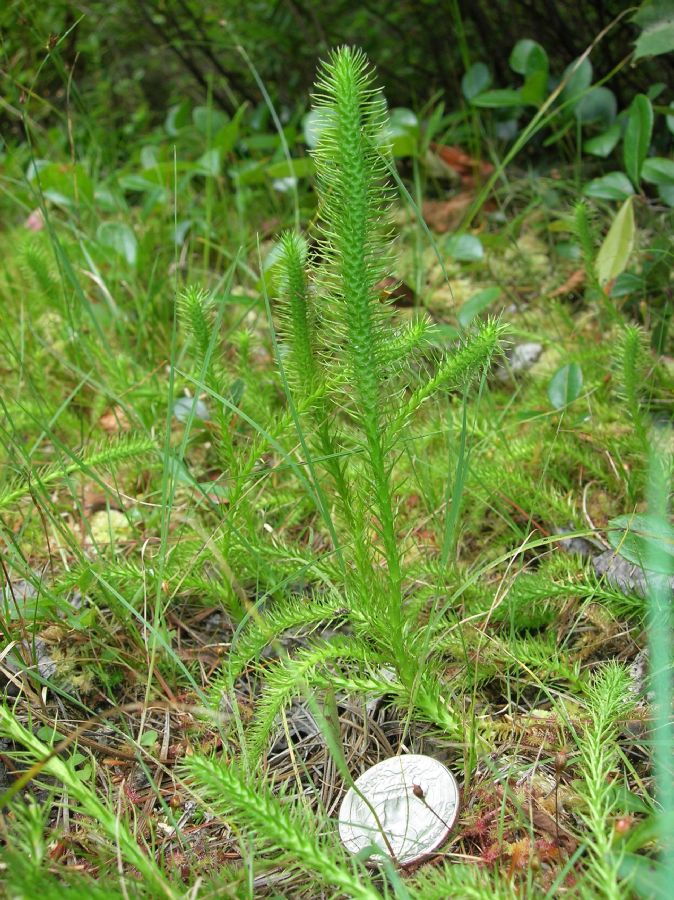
633 0 674 59
461 62 491 101
470 88 523 109
458 287 501 327
548 362 583 409
445 234 484 261
623 94 653 186
596 197 635 286
584 172 634 201
583 123 621 158
607 514 674 575
96 222 138 266
641 156 674 184
574 87 617 126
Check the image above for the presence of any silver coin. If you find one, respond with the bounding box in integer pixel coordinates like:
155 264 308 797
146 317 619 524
338 754 460 866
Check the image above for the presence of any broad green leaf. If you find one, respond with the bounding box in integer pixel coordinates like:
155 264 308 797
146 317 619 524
264 157 314 179
647 81 667 100
25 159 50 181
192 105 228 135
471 88 523 109
164 101 190 136
140 729 159 747
461 62 491 101
521 69 548 106
261 241 285 273
118 174 166 194
548 363 583 409
35 162 94 207
386 108 420 157
174 219 192 245
140 145 159 169
561 57 593 105
610 272 645 297
458 287 501 327
574 87 617 126
666 104 674 134
509 39 549 106
302 108 328 148
243 132 284 151
195 148 221 177
94 186 124 213
555 241 581 260
96 222 138 267
583 123 621 157
623 94 653 185
228 159 265 186
633 0 674 59
641 156 674 184
584 172 634 201
658 184 674 205
387 107 419 136
509 39 548 76
445 234 484 261
37 726 67 742
595 197 635 286
607 514 674 575
213 115 242 155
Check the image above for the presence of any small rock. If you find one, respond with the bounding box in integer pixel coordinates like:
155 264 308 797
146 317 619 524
556 527 599 559
496 342 543 382
173 397 210 423
628 649 651 701
593 550 674 599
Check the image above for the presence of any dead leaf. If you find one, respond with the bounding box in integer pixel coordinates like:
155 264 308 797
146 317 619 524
430 142 494 182
422 193 474 233
82 482 123 514
376 275 416 307
99 406 130 433
549 268 585 298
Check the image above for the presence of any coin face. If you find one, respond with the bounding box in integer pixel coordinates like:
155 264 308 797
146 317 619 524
338 754 460 866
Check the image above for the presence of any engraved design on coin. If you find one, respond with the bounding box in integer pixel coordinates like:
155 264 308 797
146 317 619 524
338 754 460 865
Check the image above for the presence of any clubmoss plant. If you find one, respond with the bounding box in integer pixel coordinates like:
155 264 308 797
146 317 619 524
200 46 505 761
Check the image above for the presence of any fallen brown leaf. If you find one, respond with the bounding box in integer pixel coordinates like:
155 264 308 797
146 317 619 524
376 275 416 307
99 406 130 433
549 268 585 298
430 142 494 181
422 193 474 233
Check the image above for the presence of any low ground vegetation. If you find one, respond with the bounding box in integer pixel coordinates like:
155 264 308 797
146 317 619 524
1 8 673 898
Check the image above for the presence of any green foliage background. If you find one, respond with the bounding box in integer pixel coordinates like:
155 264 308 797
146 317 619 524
3 0 672 144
